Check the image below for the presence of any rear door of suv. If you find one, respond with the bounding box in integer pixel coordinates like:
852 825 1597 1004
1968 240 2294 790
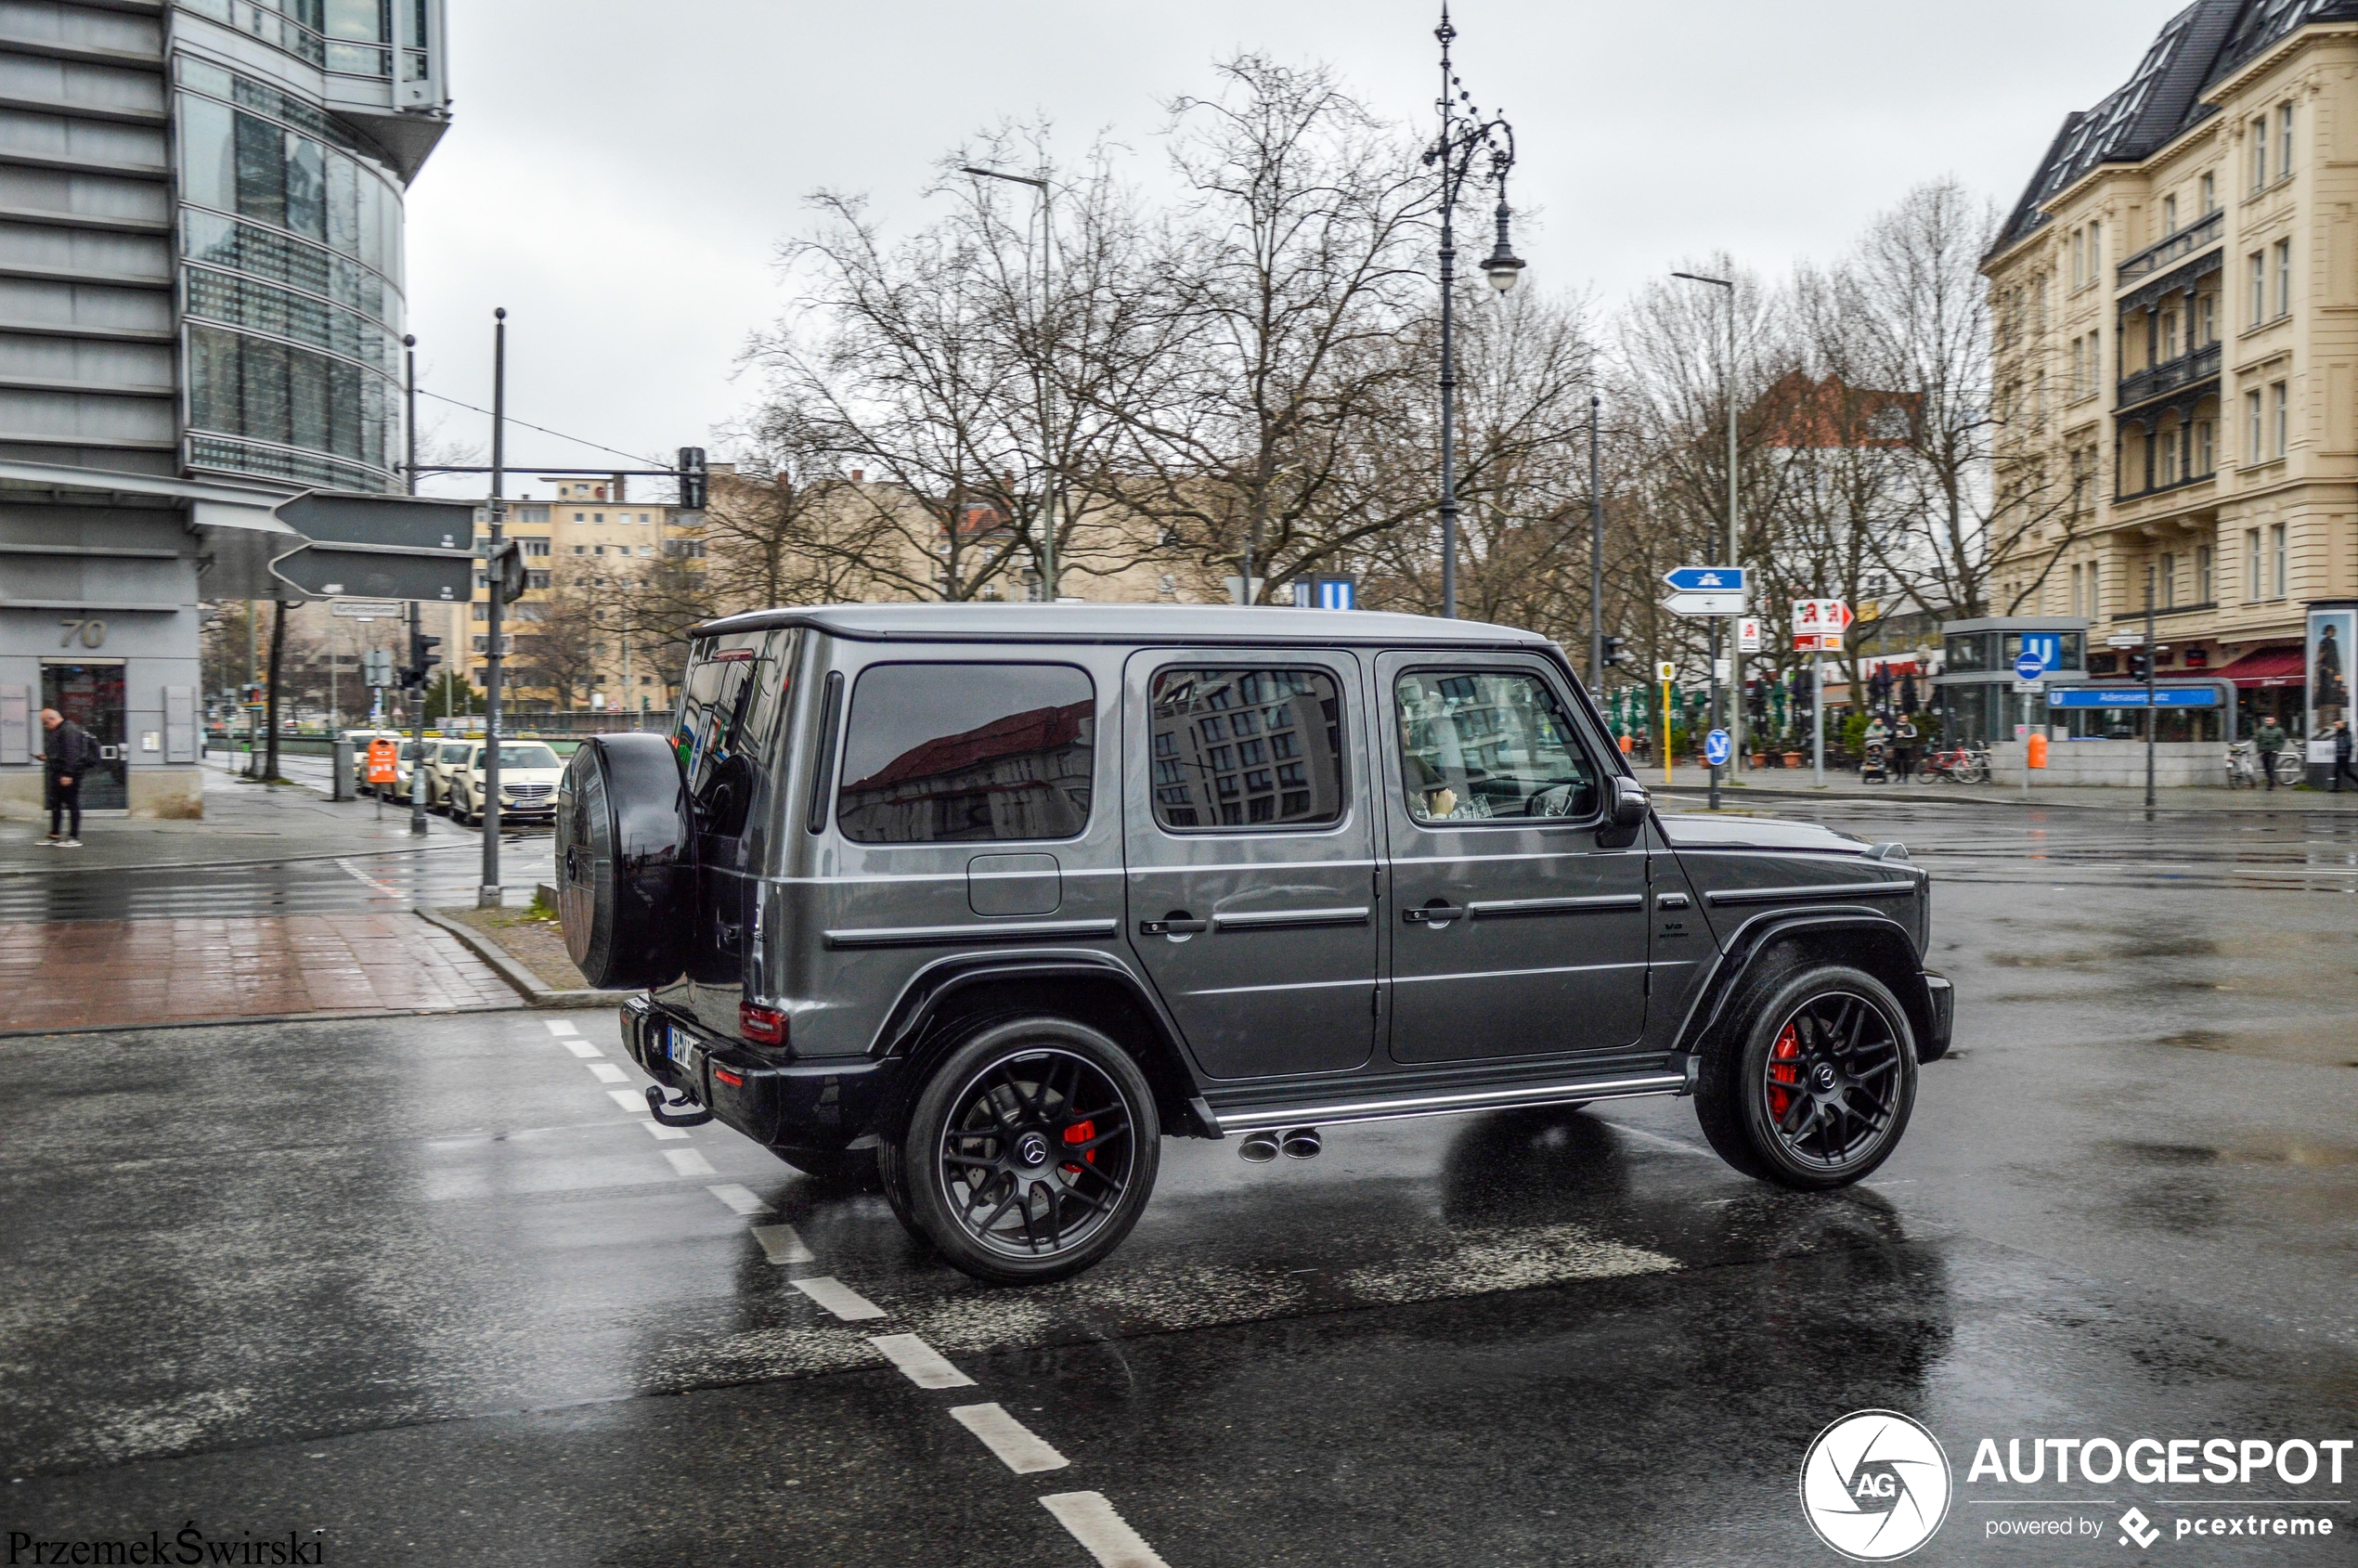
1121 650 1376 1080
1376 649 1649 1064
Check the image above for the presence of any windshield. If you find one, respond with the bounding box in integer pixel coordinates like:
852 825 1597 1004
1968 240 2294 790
483 744 560 771
399 742 422 760
438 744 472 762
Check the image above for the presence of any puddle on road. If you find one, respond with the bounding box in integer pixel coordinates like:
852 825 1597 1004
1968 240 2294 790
2103 1136 2358 1169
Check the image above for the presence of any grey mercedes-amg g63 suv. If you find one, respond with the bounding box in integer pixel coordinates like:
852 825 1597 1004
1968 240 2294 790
557 604 1950 1285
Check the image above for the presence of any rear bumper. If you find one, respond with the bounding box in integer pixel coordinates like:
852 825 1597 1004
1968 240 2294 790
620 994 901 1150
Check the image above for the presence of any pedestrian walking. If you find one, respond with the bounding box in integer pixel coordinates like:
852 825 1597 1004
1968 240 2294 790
2254 713 2288 791
39 707 97 846
2332 719 2357 793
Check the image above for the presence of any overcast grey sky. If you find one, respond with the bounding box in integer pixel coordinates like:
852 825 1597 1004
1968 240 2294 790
403 0 2180 500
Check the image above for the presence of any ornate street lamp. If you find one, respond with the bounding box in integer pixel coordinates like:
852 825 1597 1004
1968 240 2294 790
1423 4 1520 619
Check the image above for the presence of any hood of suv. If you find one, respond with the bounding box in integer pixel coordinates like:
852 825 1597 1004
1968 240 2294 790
1654 813 1869 855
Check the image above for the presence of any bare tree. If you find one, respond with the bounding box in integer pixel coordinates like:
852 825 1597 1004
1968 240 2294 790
1849 178 2079 619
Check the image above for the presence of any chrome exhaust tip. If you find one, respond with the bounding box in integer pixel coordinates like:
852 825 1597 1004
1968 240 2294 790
1279 1127 1321 1160
1237 1131 1281 1163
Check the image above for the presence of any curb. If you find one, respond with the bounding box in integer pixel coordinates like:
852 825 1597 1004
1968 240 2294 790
413 906 636 1010
0 1001 524 1042
1655 781 2358 815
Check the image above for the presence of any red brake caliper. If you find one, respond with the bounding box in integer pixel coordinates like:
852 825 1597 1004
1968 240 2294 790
1767 1023 1803 1121
1061 1120 1095 1176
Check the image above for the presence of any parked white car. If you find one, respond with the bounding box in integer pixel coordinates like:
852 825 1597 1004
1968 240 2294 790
421 739 475 811
445 740 564 827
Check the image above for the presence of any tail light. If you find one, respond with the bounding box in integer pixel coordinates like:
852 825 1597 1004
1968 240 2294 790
739 1003 788 1047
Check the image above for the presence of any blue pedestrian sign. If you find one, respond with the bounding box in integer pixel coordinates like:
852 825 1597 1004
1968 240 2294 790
1665 566 1747 593
1704 728 1731 767
2014 649 2048 681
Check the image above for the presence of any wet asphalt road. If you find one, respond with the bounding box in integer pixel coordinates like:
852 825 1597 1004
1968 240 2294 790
3 797 2356 1565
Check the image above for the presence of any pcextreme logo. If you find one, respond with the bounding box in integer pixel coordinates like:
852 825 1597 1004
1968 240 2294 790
1800 1410 1954 1562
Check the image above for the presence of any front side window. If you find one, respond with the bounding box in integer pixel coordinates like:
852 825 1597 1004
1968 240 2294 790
1394 669 1596 823
1149 667 1342 830
837 663 1094 843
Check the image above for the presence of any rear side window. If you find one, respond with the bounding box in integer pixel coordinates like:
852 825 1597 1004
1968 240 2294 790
675 630 795 839
1149 667 1344 831
837 663 1095 844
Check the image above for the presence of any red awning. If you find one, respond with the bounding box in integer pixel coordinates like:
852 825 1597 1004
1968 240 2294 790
2210 646 2305 688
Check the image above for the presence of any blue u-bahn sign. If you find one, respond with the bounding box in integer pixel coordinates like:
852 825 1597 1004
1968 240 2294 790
2046 687 2219 708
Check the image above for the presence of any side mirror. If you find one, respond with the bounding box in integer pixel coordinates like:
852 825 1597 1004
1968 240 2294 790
1610 774 1651 829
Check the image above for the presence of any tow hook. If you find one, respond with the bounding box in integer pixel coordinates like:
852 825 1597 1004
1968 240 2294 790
645 1084 716 1128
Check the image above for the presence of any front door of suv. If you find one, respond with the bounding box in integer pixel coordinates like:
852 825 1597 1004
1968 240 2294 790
1122 653 1376 1080
1378 653 1648 1064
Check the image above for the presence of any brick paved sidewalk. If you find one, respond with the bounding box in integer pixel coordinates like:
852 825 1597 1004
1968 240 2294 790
0 914 520 1034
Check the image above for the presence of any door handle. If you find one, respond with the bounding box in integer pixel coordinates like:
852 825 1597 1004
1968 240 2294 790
1139 915 1209 937
1402 903 1467 925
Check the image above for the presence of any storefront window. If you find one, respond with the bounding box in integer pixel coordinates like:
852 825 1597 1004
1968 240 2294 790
1944 633 1994 672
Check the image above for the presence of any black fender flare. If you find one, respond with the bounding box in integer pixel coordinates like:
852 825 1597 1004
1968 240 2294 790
1672 908 1942 1074
868 947 1218 1135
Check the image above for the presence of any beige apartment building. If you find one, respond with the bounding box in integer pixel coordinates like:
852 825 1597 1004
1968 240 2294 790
446 473 706 712
1984 0 2358 740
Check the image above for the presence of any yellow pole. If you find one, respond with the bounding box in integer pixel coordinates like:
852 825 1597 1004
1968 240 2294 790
1662 675 1674 786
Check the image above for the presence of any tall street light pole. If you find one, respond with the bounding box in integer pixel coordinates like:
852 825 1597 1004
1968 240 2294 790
961 164 1057 602
478 307 507 908
404 332 426 836
1425 5 1522 619
1673 269 1740 805
1588 394 1604 684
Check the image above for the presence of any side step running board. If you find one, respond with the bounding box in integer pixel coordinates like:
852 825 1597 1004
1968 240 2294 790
1212 1072 1689 1135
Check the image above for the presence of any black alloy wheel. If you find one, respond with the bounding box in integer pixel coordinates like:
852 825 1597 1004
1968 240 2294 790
893 1017 1159 1284
1695 964 1917 1190
1757 991 1906 1173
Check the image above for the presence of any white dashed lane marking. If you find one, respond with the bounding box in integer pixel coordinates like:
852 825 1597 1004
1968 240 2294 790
867 1333 976 1390
1040 1493 1172 1568
949 1404 1069 1474
605 1088 645 1114
561 1040 602 1059
589 1062 628 1083
544 1020 578 1036
663 1147 717 1177
789 1274 883 1319
706 1183 771 1216
641 1122 690 1141
752 1224 818 1267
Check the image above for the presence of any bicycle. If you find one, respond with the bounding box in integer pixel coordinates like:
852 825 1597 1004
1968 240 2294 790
1915 743 1990 784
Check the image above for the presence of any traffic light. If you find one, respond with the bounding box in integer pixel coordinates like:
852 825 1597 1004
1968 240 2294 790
1600 635 1627 669
2127 650 2150 680
403 629 441 690
490 539 526 603
677 446 707 511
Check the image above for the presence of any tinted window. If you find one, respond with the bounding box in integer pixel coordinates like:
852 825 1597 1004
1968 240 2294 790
1149 667 1344 831
1395 669 1596 823
837 664 1095 844
675 632 793 840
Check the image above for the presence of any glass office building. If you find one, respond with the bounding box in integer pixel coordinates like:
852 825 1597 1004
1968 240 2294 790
0 0 449 818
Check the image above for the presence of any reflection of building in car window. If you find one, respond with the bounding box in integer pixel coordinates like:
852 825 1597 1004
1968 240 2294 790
1149 667 1343 829
1397 671 1593 822
836 665 1096 844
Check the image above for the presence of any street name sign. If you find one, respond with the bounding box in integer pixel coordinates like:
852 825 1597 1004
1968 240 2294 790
1664 591 1745 617
330 600 404 620
2012 680 2047 695
1665 566 1747 594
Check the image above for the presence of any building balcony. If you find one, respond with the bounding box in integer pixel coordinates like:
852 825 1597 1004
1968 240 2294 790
2117 342 2220 412
2117 210 2222 285
2113 468 2216 507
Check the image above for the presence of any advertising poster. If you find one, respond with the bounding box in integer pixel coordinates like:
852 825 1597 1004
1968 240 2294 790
2307 602 2357 767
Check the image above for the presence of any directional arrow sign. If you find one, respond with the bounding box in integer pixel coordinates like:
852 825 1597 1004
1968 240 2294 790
1665 566 1747 593
268 490 479 603
1664 591 1746 617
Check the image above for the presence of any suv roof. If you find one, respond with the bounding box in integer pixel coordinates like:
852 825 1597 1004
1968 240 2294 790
691 603 1555 650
